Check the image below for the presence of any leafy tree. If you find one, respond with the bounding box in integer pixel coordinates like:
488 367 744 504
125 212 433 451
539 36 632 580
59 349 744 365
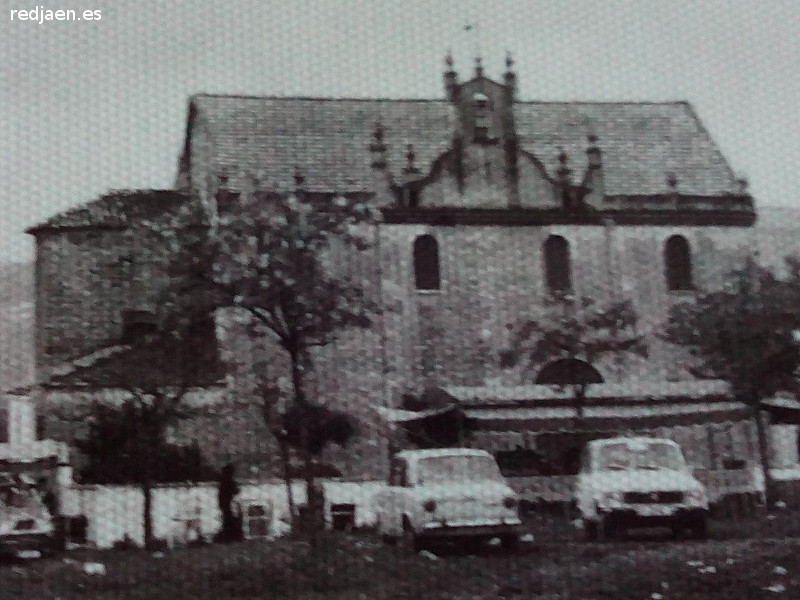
53 315 219 549
254 369 356 526
76 402 215 485
162 179 379 537
501 294 647 444
665 258 800 505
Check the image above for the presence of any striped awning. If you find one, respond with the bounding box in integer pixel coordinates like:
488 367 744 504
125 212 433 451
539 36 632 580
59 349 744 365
463 400 750 432
374 404 458 424
762 397 800 424
444 380 730 405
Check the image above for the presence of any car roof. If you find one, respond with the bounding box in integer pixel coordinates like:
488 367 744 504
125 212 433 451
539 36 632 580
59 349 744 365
394 448 492 462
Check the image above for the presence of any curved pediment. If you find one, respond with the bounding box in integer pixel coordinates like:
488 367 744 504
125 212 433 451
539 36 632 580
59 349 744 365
408 143 559 209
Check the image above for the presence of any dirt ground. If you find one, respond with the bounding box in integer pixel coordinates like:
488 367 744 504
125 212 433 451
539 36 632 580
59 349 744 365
3 515 800 599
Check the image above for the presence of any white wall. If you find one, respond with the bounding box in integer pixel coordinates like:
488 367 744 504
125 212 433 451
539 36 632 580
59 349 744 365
59 479 386 549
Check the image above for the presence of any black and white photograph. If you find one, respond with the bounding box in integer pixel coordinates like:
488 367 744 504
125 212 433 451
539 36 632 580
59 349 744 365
2 1 800 598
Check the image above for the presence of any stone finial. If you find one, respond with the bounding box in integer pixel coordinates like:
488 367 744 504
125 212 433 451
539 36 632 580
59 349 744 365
737 177 749 194
666 171 678 190
503 51 517 97
475 55 484 78
293 165 305 189
443 50 459 101
406 144 416 170
557 149 572 183
370 120 387 169
586 133 602 168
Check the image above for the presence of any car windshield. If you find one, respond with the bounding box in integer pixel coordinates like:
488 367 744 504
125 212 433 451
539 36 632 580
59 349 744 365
416 455 504 484
596 442 685 471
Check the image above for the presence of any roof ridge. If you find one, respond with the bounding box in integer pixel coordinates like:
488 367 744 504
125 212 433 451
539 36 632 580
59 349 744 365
191 93 691 106
26 189 191 233
191 93 449 103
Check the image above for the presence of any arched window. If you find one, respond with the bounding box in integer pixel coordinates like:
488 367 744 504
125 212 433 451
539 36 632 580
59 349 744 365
664 235 693 291
413 235 440 290
543 235 572 293
535 358 604 385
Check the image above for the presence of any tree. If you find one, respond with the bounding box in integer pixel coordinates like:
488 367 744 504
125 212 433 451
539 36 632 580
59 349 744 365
665 258 800 506
500 294 647 459
53 314 220 549
76 402 215 486
254 368 356 527
162 180 379 537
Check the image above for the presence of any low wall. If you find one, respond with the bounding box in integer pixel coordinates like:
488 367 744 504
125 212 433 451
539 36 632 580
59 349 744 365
508 468 764 505
60 479 386 549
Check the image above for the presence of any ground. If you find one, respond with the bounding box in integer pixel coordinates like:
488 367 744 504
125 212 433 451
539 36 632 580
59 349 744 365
3 511 800 599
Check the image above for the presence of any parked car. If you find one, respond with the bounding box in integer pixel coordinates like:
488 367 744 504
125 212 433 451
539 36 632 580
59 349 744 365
0 473 57 558
375 448 523 552
575 436 709 541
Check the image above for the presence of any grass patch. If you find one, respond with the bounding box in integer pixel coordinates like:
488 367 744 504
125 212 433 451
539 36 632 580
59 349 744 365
3 527 800 599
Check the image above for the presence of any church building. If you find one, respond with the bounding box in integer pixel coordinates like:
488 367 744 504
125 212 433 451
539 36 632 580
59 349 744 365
27 55 793 495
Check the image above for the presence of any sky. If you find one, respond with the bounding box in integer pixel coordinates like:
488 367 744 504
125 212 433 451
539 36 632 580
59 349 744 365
1 0 799 262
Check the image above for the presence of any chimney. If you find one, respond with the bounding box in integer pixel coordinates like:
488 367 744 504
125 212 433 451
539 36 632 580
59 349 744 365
443 51 459 102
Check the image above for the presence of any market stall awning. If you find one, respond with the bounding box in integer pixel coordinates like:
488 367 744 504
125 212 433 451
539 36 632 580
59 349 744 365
374 404 458 424
462 400 751 432
762 397 800 425
444 380 731 405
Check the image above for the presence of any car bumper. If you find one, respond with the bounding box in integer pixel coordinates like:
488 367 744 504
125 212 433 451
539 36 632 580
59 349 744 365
420 518 524 538
601 507 707 528
0 533 56 557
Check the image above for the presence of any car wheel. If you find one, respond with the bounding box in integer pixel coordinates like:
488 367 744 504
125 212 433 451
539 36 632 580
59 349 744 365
691 515 708 539
597 515 615 542
585 519 599 542
500 534 520 553
670 523 685 540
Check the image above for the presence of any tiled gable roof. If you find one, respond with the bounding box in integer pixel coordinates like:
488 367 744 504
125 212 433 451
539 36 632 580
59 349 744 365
193 96 454 194
190 94 739 197
27 189 203 232
513 102 737 196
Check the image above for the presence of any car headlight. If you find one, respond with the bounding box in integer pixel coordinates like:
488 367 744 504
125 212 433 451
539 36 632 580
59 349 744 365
422 499 437 513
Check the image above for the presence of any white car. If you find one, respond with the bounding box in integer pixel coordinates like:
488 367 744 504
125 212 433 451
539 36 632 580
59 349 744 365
574 437 709 541
0 474 57 558
375 448 523 551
